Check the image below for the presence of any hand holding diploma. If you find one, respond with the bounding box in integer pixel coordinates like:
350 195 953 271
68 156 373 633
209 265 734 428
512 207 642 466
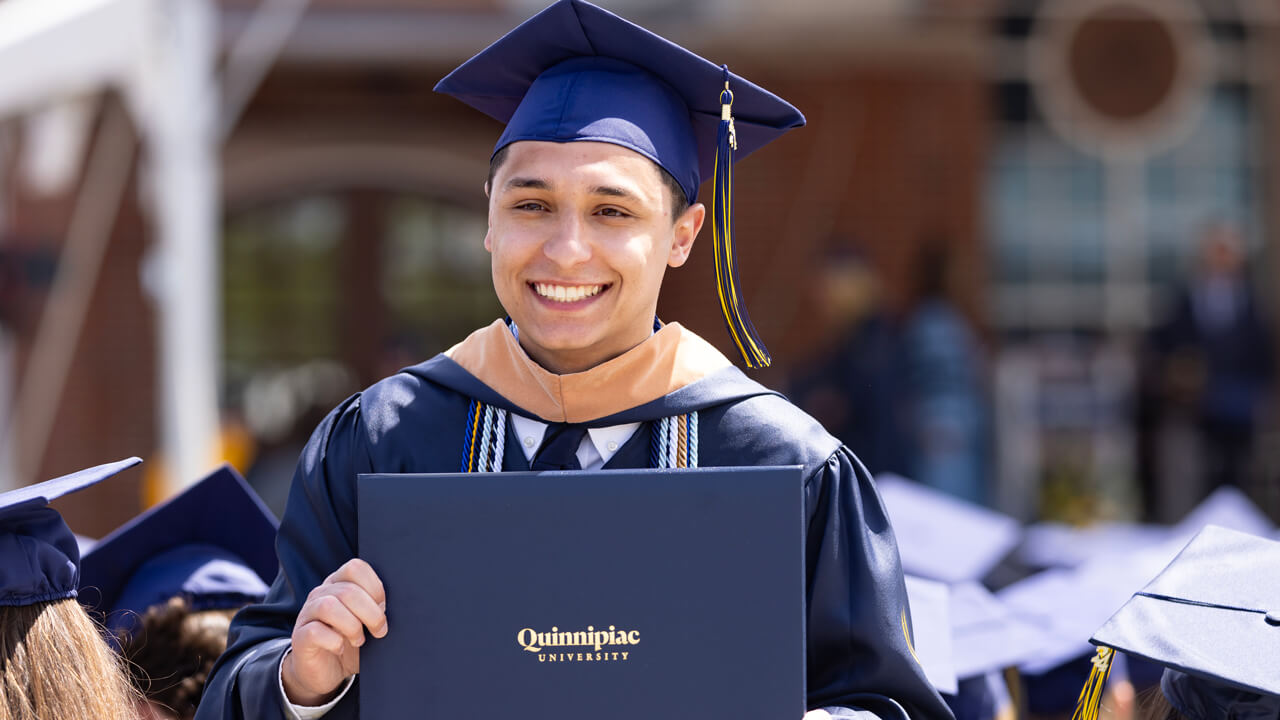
282 558 388 706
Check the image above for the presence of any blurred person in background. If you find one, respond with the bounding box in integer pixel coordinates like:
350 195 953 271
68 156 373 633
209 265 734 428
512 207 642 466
0 459 141 720
901 241 990 506
1148 220 1272 504
790 243 909 477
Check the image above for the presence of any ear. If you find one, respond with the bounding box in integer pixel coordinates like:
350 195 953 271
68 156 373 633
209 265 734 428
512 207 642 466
483 180 494 251
667 202 704 268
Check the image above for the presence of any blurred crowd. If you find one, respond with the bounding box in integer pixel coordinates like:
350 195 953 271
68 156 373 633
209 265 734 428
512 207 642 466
789 219 1274 527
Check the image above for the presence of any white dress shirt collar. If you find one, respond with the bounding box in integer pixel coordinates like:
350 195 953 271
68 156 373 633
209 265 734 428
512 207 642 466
509 414 641 470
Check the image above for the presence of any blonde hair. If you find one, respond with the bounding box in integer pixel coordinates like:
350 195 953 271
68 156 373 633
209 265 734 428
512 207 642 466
0 597 141 720
1137 685 1187 720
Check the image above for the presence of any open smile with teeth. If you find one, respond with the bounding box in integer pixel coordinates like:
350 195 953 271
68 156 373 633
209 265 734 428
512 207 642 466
532 282 608 303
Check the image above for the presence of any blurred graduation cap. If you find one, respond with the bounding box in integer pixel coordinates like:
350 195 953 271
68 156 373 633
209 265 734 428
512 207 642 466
910 578 1039 720
949 581 1049 681
1000 531 1185 674
1074 525 1280 720
79 464 279 634
1019 485 1275 572
435 0 806 368
876 474 1022 584
0 458 141 607
1017 521 1169 570
904 574 958 696
1172 485 1274 541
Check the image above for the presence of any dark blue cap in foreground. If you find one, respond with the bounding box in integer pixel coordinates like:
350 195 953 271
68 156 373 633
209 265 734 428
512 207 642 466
1076 525 1280 720
79 464 279 634
0 458 141 607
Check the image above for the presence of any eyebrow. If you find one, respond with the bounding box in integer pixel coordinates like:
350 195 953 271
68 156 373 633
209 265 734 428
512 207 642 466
502 178 641 202
504 177 551 191
590 185 635 200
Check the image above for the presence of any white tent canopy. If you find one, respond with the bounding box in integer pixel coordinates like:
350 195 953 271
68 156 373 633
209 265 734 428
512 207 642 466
0 0 220 492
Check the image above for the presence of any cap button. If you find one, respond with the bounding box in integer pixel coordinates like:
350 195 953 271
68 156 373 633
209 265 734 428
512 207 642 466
1266 610 1280 626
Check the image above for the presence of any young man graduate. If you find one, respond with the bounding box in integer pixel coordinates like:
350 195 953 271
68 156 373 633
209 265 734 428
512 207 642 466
195 2 952 719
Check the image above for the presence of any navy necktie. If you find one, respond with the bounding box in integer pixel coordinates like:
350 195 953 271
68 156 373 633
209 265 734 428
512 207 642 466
531 424 588 470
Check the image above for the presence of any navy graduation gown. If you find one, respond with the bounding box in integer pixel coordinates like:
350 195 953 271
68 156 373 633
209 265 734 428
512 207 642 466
195 332 952 720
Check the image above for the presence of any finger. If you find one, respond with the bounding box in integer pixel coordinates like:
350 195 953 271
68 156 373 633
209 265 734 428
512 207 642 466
297 592 370 647
293 619 350 659
339 643 361 677
325 558 387 607
304 581 388 639
333 581 388 638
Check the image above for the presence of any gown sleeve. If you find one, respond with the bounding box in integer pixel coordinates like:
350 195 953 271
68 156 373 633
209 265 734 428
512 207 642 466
805 447 954 720
195 395 372 720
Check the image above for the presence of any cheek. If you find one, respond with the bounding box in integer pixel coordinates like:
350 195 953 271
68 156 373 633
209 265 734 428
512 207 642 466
619 235 670 291
487 228 528 273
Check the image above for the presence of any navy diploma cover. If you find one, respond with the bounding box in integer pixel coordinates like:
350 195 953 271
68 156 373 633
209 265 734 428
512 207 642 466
357 466 806 719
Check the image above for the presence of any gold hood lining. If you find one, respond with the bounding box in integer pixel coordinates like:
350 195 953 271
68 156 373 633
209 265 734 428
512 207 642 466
445 320 733 423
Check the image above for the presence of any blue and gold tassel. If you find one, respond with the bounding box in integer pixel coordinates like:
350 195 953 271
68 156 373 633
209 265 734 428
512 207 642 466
712 66 770 369
1071 647 1115 720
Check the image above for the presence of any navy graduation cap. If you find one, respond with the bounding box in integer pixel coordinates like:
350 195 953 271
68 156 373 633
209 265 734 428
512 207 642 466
0 457 141 607
948 581 1049 682
876 474 1022 584
435 0 806 368
904 574 958 696
1073 525 1280 720
79 464 279 634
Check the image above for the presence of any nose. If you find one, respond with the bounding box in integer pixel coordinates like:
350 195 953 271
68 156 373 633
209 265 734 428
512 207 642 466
541 213 592 267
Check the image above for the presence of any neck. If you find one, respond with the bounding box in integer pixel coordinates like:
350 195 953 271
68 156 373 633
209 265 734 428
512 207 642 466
512 320 657 376
519 340 640 375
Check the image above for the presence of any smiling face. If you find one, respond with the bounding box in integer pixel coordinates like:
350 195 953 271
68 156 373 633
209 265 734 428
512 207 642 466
484 140 704 374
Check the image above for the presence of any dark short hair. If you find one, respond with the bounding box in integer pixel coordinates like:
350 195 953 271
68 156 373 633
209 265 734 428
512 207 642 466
120 596 241 720
487 143 690 221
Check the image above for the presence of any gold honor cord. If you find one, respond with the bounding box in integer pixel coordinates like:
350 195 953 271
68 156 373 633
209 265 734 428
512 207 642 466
712 72 771 369
1071 647 1115 720
900 610 922 667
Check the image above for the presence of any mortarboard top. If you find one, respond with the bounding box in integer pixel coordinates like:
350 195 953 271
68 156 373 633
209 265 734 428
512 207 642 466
434 0 804 205
0 457 141 607
79 464 279 633
1075 525 1280 720
876 474 1022 584
1020 487 1275 572
435 0 805 368
1016 520 1170 570
904 574 958 696
949 581 1050 681
1172 485 1274 542
999 531 1186 677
